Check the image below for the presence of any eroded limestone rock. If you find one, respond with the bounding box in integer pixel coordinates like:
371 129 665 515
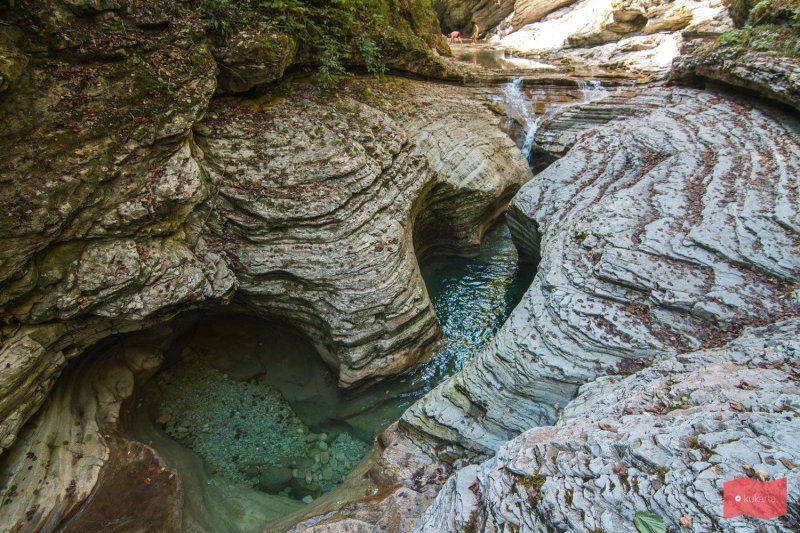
674 46 800 113
0 1 529 459
198 78 531 386
402 86 800 459
419 320 800 531
0 333 172 532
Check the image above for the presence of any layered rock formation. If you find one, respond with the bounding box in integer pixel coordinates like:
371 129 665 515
674 47 800 113
672 0 799 111
0 330 181 533
0 9 532 528
420 319 800 531
196 78 531 386
283 84 800 531
402 86 800 459
0 0 528 456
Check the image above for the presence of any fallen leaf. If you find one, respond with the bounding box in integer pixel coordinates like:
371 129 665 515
730 401 745 412
679 514 693 528
634 511 667 533
613 463 627 476
743 464 755 478
779 457 798 470
645 403 667 415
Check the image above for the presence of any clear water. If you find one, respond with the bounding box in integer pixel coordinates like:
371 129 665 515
454 46 556 71
498 78 611 162
126 220 535 530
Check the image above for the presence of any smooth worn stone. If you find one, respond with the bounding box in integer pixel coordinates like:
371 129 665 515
419 320 800 532
294 86 800 531
258 466 294 494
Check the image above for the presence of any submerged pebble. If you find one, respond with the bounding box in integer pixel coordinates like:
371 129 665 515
148 354 369 501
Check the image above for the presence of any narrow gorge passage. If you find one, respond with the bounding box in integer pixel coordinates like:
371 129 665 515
2 0 799 530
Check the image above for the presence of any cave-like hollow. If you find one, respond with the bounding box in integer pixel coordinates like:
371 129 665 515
2 209 537 532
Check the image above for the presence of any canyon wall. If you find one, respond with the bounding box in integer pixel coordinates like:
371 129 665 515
0 4 532 527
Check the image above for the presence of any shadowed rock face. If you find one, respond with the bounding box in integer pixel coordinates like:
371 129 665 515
433 0 516 34
674 47 800 113
0 331 172 533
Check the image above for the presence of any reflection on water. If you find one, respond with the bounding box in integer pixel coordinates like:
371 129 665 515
126 221 535 530
455 45 556 70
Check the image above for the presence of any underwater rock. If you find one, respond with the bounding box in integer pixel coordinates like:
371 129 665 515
258 466 294 494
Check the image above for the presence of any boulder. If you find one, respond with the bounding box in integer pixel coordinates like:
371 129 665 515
213 28 297 95
258 466 294 493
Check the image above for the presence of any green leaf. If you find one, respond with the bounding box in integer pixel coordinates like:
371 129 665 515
634 511 667 533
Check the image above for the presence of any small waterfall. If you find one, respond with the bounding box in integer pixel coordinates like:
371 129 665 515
578 79 609 103
501 78 541 160
500 78 610 163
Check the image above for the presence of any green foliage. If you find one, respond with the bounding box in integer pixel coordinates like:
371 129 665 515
202 0 233 32
357 35 387 76
633 511 667 533
717 26 800 56
195 0 410 86
749 0 800 25
718 27 752 46
317 40 347 88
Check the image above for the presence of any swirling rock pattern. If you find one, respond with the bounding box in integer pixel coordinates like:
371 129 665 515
287 86 799 531
0 75 530 528
0 0 493 457
197 79 531 386
419 320 800 531
401 87 800 457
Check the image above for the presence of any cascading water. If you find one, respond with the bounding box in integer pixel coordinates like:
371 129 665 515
500 78 611 164
501 78 541 160
578 79 609 103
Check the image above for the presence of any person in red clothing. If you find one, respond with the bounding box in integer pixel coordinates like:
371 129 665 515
449 30 462 44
